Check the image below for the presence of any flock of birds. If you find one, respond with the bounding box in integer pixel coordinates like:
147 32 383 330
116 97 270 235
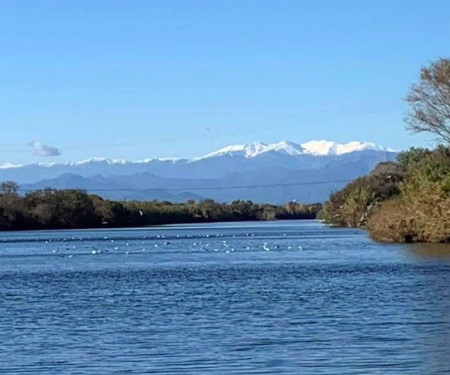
42 232 304 258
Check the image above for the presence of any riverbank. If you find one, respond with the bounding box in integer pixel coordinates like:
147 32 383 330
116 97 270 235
321 146 450 243
0 185 321 231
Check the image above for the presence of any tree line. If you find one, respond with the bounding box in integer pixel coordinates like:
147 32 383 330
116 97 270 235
0 182 321 231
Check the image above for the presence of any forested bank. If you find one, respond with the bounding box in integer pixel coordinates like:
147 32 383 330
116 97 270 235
0 182 321 231
322 58 450 243
322 146 450 242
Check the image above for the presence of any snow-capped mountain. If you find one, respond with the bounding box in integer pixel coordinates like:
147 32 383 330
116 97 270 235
199 140 393 159
199 140 304 159
0 140 397 203
301 140 394 156
200 141 270 159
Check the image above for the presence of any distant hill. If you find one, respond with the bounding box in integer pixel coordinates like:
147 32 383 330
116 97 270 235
3 140 398 203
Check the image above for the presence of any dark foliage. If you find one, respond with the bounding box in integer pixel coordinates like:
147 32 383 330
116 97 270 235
0 187 322 231
321 161 403 227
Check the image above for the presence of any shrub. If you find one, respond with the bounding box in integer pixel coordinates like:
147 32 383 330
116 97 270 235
366 198 418 242
323 146 450 242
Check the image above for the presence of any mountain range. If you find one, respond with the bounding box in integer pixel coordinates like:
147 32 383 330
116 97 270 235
0 140 397 203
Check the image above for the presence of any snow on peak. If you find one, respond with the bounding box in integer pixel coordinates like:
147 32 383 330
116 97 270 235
264 140 305 156
200 140 306 159
200 141 268 159
301 140 394 156
201 140 393 159
69 157 127 166
0 163 23 169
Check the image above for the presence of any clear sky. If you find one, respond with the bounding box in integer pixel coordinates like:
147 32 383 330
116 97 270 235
1 0 449 164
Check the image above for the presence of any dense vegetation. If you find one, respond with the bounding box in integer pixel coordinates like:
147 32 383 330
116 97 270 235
0 182 321 231
322 57 450 243
322 146 450 242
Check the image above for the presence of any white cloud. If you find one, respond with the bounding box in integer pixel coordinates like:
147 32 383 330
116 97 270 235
29 142 61 157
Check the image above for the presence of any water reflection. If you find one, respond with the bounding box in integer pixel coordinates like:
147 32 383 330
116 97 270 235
409 243 450 259
408 242 450 374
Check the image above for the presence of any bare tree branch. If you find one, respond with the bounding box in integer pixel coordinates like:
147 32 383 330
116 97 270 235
405 58 450 144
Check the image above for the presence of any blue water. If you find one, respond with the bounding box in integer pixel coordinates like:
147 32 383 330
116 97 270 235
1 220 450 374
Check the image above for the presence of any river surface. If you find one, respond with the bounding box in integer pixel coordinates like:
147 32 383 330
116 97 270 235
1 220 450 374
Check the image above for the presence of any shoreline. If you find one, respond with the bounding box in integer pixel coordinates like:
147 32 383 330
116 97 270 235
0 216 320 234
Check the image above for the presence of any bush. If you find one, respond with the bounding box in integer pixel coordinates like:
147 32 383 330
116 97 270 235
322 162 402 227
323 146 450 243
366 198 418 242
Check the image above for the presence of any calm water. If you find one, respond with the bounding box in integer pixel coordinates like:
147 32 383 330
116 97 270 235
1 220 450 374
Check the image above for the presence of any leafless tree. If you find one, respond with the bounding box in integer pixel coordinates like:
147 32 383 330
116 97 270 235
405 58 450 143
0 181 18 195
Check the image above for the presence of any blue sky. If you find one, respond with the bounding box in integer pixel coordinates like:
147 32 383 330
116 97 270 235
1 0 449 164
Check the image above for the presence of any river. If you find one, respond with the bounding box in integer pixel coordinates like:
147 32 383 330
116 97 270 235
1 220 450 374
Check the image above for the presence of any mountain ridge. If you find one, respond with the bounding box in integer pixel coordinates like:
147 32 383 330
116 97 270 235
199 140 394 159
6 139 398 203
0 139 395 170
